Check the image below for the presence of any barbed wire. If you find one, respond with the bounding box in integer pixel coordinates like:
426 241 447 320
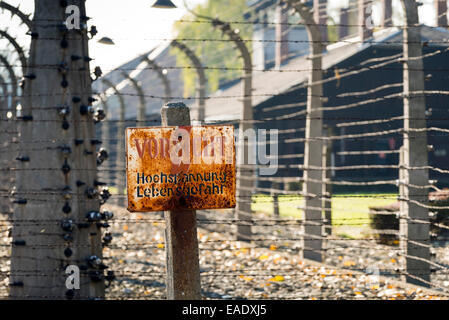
14 36 449 46
3 2 449 299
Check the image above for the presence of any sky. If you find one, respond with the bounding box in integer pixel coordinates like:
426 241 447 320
0 0 440 75
1 0 206 73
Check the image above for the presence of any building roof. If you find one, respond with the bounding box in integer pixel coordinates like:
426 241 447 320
93 41 187 121
203 25 449 123
95 24 449 123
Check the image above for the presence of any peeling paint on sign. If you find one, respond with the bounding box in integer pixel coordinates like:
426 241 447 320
126 125 236 212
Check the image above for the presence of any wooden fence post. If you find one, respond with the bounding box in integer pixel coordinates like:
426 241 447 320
161 102 201 300
400 0 431 287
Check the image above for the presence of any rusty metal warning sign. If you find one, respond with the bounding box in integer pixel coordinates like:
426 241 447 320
126 125 236 212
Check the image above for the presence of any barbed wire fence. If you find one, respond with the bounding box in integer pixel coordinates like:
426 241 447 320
1 0 449 300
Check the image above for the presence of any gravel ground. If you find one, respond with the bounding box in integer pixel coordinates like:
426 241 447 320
1 204 448 300
101 204 449 300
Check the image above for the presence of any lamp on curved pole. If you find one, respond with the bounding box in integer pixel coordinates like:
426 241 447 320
0 30 29 185
0 30 29 211
204 18 255 241
0 74 8 110
0 1 33 30
96 92 112 185
0 54 18 113
284 0 325 262
209 18 256 242
0 29 27 77
152 0 177 9
0 2 37 121
121 72 147 125
0 54 18 215
0 72 11 215
181 2 255 241
171 40 207 123
98 37 115 45
141 56 172 105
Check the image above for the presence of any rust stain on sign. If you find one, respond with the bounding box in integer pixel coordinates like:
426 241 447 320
126 125 236 212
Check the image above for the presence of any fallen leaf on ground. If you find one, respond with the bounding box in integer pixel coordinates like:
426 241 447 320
343 260 356 267
238 275 254 282
268 275 285 282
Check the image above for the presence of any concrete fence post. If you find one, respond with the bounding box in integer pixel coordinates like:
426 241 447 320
98 93 112 184
322 128 332 236
358 0 373 42
275 0 289 69
286 0 324 262
10 0 104 299
211 18 254 241
142 56 172 105
0 56 18 216
0 73 10 215
102 78 126 206
381 0 393 28
271 182 280 217
0 28 28 220
399 0 431 287
0 29 27 77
